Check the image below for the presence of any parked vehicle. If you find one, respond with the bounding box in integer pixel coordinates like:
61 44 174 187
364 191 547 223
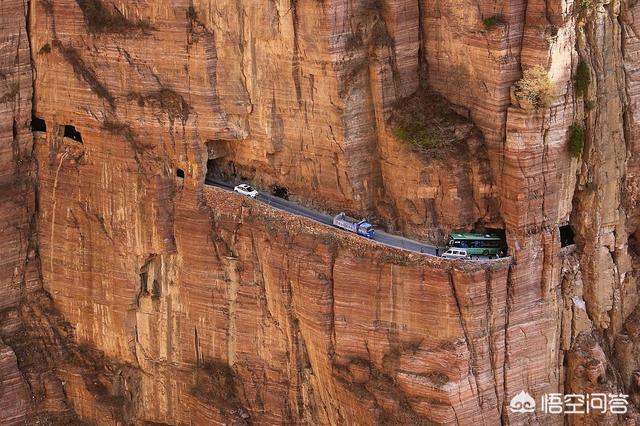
332 213 375 239
233 183 259 198
447 232 503 256
441 248 470 260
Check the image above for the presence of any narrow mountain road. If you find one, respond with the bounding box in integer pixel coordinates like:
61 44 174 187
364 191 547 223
205 178 451 257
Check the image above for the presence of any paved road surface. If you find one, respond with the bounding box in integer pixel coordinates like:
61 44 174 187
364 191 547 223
206 178 474 258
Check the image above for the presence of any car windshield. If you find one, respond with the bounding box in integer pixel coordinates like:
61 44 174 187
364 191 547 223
245 186 254 191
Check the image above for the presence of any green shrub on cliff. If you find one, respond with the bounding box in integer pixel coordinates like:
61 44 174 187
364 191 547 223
392 121 440 151
568 124 585 157
514 65 553 112
575 59 591 97
483 15 504 29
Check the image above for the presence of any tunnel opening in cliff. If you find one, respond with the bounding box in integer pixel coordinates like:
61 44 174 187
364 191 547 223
483 228 509 254
206 158 242 181
31 116 46 132
206 158 218 179
63 125 82 143
560 224 575 247
205 140 246 184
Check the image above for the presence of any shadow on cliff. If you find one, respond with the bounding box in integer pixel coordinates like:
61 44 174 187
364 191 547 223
0 290 139 424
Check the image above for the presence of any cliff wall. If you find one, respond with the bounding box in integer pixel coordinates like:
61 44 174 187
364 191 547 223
0 0 638 424
0 0 38 423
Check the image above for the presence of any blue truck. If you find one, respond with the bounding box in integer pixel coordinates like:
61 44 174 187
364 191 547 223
332 212 375 239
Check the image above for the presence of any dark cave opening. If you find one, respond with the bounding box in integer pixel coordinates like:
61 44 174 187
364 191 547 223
204 140 234 183
31 116 47 132
63 124 83 143
151 279 161 299
629 231 640 257
205 159 216 180
176 168 185 178
484 228 506 240
206 158 236 180
560 224 575 247
140 271 148 293
272 185 289 200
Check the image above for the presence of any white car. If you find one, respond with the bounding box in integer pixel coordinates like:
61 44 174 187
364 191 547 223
233 183 259 198
441 248 470 260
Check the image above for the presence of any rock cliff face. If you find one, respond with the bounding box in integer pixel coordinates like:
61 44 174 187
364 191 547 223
0 0 640 424
0 0 39 423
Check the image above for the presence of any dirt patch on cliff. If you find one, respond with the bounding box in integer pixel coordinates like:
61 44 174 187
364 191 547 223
332 356 438 425
76 0 153 35
53 40 115 109
389 89 474 155
190 359 251 424
333 335 441 425
103 120 153 154
127 89 191 125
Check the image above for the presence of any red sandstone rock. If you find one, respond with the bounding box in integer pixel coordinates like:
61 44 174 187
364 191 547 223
0 0 638 424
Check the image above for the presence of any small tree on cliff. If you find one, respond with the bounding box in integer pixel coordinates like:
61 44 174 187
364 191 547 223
514 65 554 112
575 59 591 97
568 124 585 158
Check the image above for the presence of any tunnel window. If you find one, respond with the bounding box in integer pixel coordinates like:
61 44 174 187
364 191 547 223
176 168 185 178
272 185 289 200
63 124 83 143
31 116 47 132
560 224 575 247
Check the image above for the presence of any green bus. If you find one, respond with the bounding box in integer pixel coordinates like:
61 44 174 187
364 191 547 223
447 232 504 256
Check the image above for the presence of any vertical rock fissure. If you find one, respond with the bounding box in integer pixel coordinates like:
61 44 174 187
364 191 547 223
447 271 483 411
328 245 338 359
484 268 502 416
501 263 514 422
290 0 303 109
49 151 67 276
235 0 253 112
416 0 426 84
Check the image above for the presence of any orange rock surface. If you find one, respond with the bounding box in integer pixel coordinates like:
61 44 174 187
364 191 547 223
0 0 639 424
0 1 37 423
